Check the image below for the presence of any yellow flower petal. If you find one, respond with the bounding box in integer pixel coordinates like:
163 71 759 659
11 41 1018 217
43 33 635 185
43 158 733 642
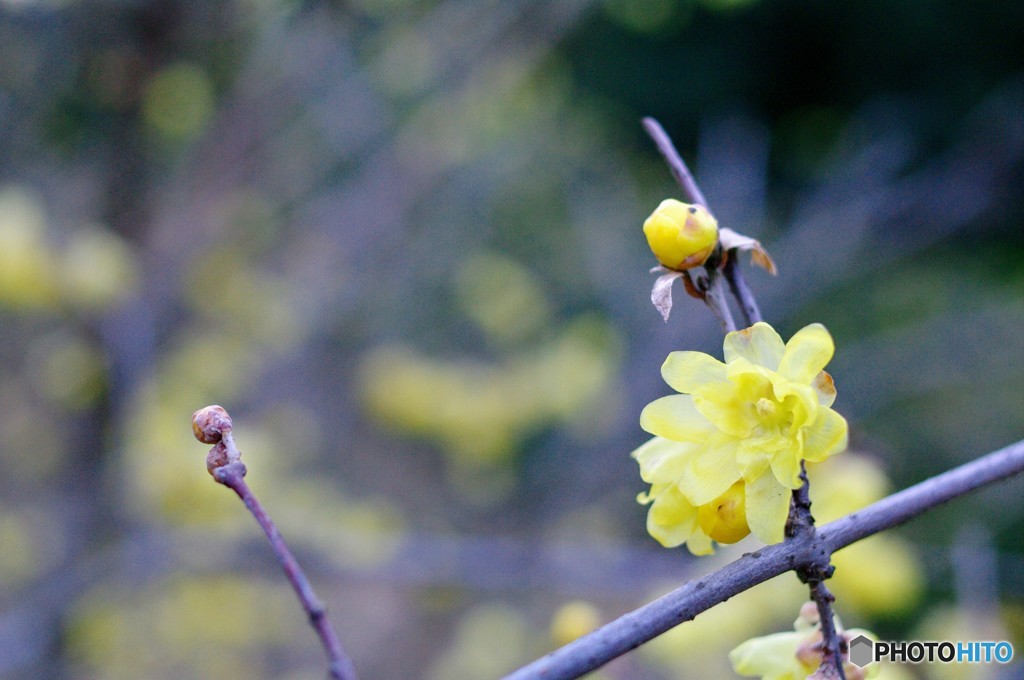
678 433 741 505
631 436 693 485
661 350 727 394
692 380 753 438
770 445 804 489
640 394 715 441
723 322 785 371
729 630 807 677
735 440 772 480
744 472 790 545
802 408 848 463
684 527 715 556
646 484 700 548
778 324 835 384
812 370 836 407
634 321 848 553
772 381 818 433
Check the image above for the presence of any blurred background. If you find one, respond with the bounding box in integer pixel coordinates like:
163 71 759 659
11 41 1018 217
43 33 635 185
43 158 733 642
0 1 1022 679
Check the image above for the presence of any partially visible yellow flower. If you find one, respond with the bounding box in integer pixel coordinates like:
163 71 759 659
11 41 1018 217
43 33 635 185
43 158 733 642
634 437 752 553
730 602 879 680
643 199 719 270
634 322 847 550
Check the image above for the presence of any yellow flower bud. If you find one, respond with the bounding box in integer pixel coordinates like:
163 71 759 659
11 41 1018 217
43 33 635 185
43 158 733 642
643 199 719 270
698 479 750 544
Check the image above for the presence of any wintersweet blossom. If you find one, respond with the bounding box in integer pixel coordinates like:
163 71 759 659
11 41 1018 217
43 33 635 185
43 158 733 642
633 322 847 550
729 602 878 680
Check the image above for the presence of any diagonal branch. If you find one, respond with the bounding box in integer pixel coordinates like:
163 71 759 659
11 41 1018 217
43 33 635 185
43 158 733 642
502 438 1024 680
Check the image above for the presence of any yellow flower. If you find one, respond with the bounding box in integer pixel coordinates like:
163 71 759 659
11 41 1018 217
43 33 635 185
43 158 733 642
634 437 752 553
729 602 879 680
634 322 847 548
643 199 719 270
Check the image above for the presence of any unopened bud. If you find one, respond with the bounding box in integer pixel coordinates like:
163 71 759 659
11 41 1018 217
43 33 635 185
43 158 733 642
643 199 718 270
795 630 824 668
796 601 821 629
192 405 232 444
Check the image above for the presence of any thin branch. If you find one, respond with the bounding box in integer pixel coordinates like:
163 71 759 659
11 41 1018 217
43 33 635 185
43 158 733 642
192 406 358 680
214 463 358 680
702 273 737 333
722 252 762 325
787 465 845 679
808 581 845 679
642 117 708 208
502 438 1024 680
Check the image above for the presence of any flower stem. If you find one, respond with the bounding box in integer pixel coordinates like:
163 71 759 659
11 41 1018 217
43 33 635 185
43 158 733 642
809 581 846 680
214 462 358 680
785 463 845 679
703 272 737 333
722 252 762 325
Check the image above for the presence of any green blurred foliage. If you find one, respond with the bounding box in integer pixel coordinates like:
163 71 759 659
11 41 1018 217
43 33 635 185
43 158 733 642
0 0 1021 678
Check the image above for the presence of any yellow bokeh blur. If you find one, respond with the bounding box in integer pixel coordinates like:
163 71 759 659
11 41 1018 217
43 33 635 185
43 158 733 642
0 187 60 310
550 600 602 647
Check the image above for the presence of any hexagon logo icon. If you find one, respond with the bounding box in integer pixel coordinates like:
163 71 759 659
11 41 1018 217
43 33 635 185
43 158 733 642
848 634 875 668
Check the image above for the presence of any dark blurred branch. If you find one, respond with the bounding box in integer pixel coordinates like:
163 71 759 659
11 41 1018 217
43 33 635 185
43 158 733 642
503 441 1024 679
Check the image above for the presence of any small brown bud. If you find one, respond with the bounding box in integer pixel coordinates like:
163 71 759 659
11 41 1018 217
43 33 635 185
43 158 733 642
192 405 232 444
206 442 229 475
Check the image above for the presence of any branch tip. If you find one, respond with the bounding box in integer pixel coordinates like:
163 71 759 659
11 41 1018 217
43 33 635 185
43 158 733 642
192 404 232 444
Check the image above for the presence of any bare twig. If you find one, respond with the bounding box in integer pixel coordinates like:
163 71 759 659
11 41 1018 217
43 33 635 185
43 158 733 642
503 438 1024 680
722 252 762 325
192 406 358 680
642 117 708 208
702 273 737 333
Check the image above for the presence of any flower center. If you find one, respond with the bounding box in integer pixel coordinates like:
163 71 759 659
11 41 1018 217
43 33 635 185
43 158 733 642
755 397 777 419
